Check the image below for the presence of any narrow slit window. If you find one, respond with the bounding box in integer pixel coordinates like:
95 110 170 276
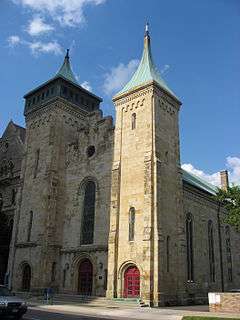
34 149 40 178
129 207 135 241
166 236 170 272
186 213 194 282
131 113 136 130
27 211 33 242
208 220 215 282
225 226 233 282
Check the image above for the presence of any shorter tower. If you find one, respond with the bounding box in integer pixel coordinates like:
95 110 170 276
11 51 103 292
107 25 184 306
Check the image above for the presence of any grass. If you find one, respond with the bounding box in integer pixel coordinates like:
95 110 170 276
182 317 240 320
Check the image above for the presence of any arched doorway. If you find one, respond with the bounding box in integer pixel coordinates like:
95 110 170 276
0 214 13 284
124 265 140 298
22 264 31 291
78 259 93 295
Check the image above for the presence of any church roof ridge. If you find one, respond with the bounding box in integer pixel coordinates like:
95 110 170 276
182 168 218 195
115 24 179 100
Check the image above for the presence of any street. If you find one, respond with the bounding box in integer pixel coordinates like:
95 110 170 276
23 308 125 320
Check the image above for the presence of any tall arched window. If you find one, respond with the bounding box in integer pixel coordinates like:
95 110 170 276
208 220 215 282
27 211 33 242
51 262 56 282
81 181 96 244
0 193 3 213
131 113 136 130
129 207 135 241
166 236 170 272
186 213 194 282
34 149 40 178
225 226 233 282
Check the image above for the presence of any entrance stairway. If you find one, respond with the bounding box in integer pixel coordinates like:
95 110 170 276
44 294 141 308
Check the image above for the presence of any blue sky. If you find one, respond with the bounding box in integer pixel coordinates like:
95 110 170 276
1 0 240 185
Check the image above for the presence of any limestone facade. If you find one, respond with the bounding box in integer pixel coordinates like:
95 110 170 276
1 29 240 306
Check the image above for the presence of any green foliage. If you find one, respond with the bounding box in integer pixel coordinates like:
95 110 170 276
182 317 239 320
215 186 240 232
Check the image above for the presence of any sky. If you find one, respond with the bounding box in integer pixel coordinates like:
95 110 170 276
0 0 240 186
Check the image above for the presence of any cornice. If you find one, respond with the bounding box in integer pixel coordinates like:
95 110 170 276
25 97 88 122
60 245 108 254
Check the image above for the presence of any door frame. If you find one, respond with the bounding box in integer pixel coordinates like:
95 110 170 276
78 258 93 296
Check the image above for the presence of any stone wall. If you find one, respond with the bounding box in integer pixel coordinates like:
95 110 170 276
209 292 240 313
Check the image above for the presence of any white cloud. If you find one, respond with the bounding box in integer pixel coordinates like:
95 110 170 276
103 59 139 95
29 40 63 55
7 35 21 46
13 0 106 27
27 16 54 36
182 163 221 186
182 156 240 187
81 81 92 91
226 156 240 185
7 35 63 56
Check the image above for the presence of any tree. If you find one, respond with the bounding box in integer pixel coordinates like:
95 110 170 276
215 186 240 232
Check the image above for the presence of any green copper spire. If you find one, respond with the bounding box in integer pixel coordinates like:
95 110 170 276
116 24 178 100
56 49 78 84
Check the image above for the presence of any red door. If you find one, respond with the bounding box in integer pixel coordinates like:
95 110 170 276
124 266 140 298
78 259 93 296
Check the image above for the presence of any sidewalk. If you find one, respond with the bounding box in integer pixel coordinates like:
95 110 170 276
28 301 240 320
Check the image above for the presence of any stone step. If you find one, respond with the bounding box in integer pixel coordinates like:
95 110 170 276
36 294 140 307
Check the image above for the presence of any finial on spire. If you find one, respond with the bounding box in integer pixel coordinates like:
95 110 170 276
145 22 149 37
65 49 70 59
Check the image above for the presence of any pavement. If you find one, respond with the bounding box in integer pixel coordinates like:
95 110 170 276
21 302 240 320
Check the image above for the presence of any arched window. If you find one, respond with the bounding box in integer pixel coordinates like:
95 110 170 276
208 220 215 282
0 193 3 212
131 113 136 130
34 149 40 178
166 236 170 272
225 226 233 282
129 207 135 241
51 262 56 282
27 211 33 242
81 181 96 244
11 189 16 205
186 213 194 282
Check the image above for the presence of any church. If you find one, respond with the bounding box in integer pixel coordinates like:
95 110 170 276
0 26 239 306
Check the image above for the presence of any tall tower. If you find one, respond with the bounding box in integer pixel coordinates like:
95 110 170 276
107 25 184 306
11 51 102 292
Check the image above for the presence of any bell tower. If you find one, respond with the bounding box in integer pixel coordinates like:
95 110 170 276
11 50 102 292
107 25 185 306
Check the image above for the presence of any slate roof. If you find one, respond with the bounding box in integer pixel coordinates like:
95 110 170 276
55 49 78 84
182 168 218 195
115 25 179 100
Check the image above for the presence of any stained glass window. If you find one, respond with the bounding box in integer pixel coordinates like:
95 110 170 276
81 181 96 244
208 220 215 282
186 213 194 282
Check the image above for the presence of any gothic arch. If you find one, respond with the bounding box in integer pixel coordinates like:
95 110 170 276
117 260 142 298
71 254 97 294
77 176 99 196
19 261 32 292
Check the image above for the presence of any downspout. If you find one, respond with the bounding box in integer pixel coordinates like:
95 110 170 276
217 201 224 292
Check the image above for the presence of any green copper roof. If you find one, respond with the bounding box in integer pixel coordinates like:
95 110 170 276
182 169 218 195
116 25 178 100
56 49 78 84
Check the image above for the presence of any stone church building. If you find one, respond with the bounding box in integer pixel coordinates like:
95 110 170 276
0 26 240 306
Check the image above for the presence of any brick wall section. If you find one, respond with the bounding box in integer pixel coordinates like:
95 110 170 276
209 292 240 313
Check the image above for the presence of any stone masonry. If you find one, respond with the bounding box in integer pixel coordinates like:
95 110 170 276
1 26 240 306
